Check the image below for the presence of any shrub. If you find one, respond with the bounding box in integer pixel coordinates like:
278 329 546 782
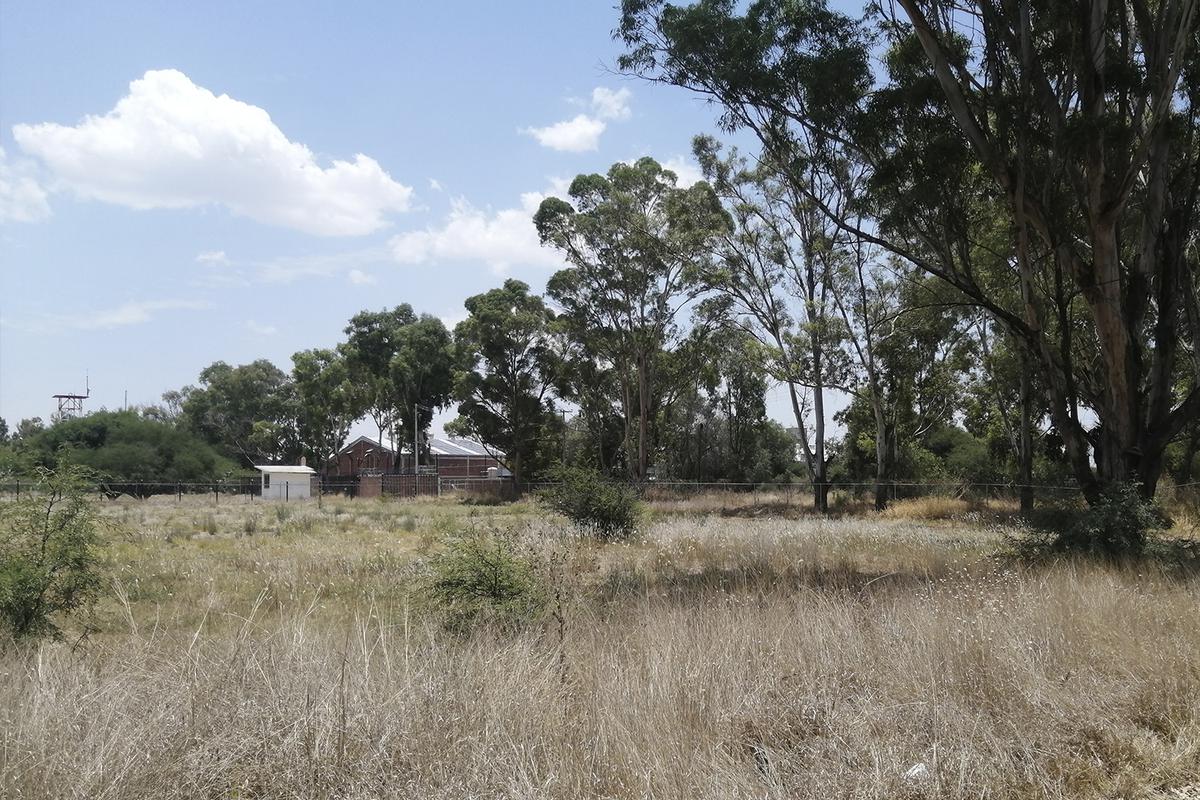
421 530 544 632
539 466 641 539
0 463 106 642
1014 482 1167 560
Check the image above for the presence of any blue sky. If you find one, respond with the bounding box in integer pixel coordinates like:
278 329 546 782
0 0 826 435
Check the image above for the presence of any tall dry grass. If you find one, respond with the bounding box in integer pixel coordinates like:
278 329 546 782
1 500 1198 799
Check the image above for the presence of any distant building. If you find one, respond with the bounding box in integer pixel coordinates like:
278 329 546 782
332 435 398 476
255 464 315 500
329 435 506 479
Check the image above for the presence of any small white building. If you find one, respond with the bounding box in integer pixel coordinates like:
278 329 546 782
255 465 315 500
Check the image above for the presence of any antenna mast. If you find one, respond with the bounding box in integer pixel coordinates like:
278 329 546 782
52 373 90 419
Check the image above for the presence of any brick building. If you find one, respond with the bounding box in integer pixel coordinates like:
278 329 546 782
329 435 506 479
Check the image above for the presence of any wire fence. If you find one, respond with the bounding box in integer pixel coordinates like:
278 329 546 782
1 476 1197 512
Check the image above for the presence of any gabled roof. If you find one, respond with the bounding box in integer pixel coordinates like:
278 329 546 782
254 465 316 474
339 435 395 454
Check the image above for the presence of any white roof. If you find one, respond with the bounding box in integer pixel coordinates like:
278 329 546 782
254 465 316 474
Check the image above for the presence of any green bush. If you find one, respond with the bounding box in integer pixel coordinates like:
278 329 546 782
1016 482 1167 560
539 466 641 539
0 464 106 642
421 530 544 632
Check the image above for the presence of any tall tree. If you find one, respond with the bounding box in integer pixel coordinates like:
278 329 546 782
451 279 560 487
342 305 417 451
390 314 454 467
292 348 359 474
694 135 845 508
180 360 297 466
535 157 728 480
618 0 1200 508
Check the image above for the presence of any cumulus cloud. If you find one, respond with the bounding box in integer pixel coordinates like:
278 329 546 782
591 87 632 120
389 188 566 273
13 69 413 236
75 299 208 330
347 268 376 285
522 114 607 153
522 87 634 153
0 146 51 223
662 155 705 188
195 249 229 265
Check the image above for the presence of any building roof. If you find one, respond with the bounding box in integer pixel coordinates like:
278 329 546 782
254 465 316 474
340 435 394 454
429 437 503 458
337 434 503 458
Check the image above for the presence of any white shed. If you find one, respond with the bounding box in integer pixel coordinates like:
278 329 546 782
255 465 315 500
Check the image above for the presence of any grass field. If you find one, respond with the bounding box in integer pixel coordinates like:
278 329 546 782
2 493 1199 799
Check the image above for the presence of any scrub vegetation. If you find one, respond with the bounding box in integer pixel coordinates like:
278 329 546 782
2 492 1198 799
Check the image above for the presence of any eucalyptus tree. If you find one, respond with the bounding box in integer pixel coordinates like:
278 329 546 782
342 305 416 450
291 348 359 473
618 0 1200 510
452 279 561 487
390 314 455 465
179 359 298 466
535 157 728 480
693 135 844 509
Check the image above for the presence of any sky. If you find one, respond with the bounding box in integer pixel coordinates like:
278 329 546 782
0 0 842 438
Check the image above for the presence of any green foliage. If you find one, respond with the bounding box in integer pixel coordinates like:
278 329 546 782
452 279 561 485
0 463 106 641
1017 484 1168 560
539 466 641 539
291 347 358 469
421 530 544 632
537 157 729 480
20 410 233 482
180 359 298 466
342 306 454 458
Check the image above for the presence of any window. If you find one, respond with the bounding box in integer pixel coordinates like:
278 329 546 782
264 473 270 489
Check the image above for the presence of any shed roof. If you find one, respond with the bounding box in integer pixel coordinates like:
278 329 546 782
254 465 316 474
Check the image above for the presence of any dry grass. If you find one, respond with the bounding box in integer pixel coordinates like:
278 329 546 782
2 496 1199 799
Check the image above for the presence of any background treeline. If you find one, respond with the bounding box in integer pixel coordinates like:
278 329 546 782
7 0 1200 510
5 153 1195 501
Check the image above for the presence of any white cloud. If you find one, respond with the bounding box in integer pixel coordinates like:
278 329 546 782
195 249 229 265
13 69 413 236
245 320 278 336
347 268 376 285
389 188 566 273
428 178 443 192
0 146 51 223
522 114 606 153
591 87 632 120
73 299 207 330
662 155 705 188
523 87 634 153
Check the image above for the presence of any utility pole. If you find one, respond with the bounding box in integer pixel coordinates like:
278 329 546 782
413 402 419 473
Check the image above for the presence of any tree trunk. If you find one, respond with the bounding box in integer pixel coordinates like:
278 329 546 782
637 352 650 481
1018 367 1034 514
873 399 890 511
812 380 828 512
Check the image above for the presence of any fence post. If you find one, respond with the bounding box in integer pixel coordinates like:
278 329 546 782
286 482 289 502
215 483 219 505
